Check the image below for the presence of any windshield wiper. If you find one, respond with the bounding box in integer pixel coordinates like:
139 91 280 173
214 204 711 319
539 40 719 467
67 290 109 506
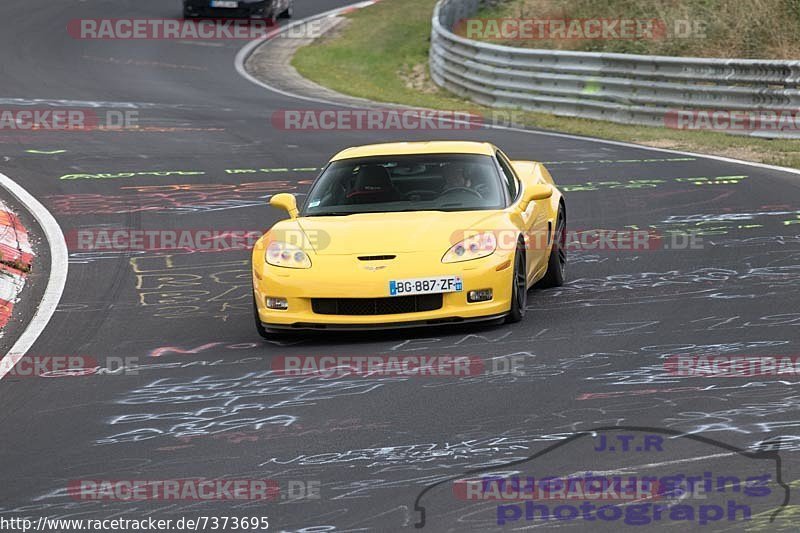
307 208 449 216
390 208 447 213
304 211 355 217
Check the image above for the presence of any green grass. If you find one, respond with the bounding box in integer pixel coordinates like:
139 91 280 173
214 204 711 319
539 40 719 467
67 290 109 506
292 0 800 170
292 0 467 110
477 0 800 58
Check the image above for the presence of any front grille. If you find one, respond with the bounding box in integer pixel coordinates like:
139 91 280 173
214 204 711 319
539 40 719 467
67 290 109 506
312 294 443 315
186 4 265 18
358 255 396 261
193 9 256 17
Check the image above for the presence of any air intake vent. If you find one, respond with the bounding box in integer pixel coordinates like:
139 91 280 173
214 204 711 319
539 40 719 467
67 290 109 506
312 294 442 315
357 255 396 261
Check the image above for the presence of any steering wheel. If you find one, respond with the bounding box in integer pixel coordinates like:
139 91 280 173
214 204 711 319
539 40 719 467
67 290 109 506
440 187 483 199
405 189 439 201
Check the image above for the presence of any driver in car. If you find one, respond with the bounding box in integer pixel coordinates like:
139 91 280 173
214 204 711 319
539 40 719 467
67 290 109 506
442 164 471 190
440 163 490 200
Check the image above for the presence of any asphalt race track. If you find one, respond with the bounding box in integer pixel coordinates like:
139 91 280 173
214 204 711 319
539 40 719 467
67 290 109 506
1 1 800 531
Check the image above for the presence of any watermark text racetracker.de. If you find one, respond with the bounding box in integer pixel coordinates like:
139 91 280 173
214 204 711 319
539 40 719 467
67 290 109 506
665 109 800 133
0 355 98 378
271 354 525 378
454 17 706 41
68 18 329 40
271 109 527 131
66 229 265 252
0 109 138 131
0 355 139 378
454 475 663 502
666 355 800 377
66 479 322 501
449 228 704 253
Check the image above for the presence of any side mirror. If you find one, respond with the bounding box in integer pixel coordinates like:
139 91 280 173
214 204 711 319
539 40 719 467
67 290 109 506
269 193 298 219
519 184 553 211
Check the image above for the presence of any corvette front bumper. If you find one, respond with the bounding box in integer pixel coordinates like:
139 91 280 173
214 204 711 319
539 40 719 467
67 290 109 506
253 253 514 330
184 0 271 18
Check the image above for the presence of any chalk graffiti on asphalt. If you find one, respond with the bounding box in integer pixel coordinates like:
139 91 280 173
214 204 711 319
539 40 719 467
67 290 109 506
47 179 312 214
98 372 404 445
129 253 250 320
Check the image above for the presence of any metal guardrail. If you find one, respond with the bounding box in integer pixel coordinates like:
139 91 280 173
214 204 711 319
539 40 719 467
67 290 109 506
430 0 800 138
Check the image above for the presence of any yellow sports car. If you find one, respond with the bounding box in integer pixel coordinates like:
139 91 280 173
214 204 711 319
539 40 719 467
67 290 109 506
252 141 565 337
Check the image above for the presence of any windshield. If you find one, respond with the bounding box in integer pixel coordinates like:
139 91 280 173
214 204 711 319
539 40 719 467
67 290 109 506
301 154 505 216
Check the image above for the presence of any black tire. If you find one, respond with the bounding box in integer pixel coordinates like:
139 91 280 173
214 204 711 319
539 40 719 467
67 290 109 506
279 0 293 18
538 207 566 288
183 8 194 19
253 291 272 340
505 244 527 324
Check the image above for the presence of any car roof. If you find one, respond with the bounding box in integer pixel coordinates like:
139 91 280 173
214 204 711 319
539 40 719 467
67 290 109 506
330 141 497 161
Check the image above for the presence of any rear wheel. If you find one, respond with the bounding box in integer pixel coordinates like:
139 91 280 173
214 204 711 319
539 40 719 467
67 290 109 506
279 0 293 18
505 244 527 324
538 207 566 288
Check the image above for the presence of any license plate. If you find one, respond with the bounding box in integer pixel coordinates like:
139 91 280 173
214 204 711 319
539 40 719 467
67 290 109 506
210 0 238 7
389 276 462 296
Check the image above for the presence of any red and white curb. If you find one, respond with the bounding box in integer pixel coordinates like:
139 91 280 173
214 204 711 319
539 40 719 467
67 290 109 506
0 201 34 332
0 171 67 381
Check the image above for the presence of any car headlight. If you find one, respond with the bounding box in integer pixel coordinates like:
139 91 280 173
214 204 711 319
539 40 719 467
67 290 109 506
266 241 312 269
442 232 497 263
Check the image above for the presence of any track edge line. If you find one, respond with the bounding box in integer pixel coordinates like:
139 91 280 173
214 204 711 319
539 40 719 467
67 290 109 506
0 172 68 378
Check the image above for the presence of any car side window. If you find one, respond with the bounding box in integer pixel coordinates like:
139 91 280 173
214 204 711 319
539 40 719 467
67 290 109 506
496 152 518 201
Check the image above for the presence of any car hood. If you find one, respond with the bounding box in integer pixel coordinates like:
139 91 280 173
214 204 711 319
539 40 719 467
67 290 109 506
290 210 507 256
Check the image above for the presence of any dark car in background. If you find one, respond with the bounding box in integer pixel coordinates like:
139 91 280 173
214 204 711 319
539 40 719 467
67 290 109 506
183 0 293 20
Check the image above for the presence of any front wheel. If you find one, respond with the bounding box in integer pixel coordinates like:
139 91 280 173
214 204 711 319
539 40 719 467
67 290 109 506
505 245 527 324
538 207 566 288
